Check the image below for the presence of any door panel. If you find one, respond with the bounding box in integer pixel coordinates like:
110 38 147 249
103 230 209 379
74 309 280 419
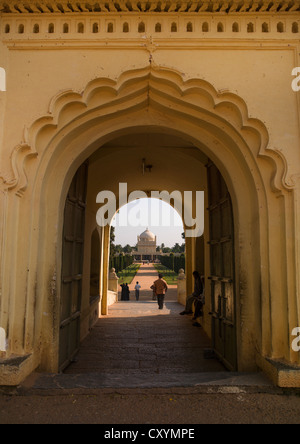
59 162 88 371
207 162 237 371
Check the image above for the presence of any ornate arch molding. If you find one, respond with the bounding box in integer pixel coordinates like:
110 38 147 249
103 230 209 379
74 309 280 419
3 65 290 196
1 1 299 14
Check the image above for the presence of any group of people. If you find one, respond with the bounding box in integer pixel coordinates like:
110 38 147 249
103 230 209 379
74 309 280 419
120 282 131 301
120 275 168 310
120 282 142 301
120 270 204 323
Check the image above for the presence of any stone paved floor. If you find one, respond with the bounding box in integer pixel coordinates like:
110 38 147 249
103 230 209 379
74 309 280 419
65 264 225 376
3 266 289 423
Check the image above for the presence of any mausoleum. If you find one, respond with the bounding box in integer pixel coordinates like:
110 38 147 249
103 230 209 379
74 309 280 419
132 228 158 262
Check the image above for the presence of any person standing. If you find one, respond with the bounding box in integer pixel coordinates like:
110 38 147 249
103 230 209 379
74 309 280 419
125 283 130 301
135 281 141 301
120 283 127 301
152 273 168 310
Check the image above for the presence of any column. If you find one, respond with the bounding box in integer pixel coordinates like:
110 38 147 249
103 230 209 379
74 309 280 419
101 225 110 315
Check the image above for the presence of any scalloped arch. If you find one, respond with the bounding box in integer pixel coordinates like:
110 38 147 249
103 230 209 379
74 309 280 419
5 64 290 195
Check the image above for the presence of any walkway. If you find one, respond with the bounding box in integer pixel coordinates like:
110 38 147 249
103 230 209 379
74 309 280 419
123 262 178 303
27 265 272 390
64 264 225 382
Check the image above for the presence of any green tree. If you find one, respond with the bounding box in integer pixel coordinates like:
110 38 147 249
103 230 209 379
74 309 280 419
172 243 181 253
123 244 132 254
110 226 116 260
118 253 124 273
170 252 175 271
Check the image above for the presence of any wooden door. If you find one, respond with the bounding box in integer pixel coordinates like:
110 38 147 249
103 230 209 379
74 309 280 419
59 162 88 371
207 162 237 370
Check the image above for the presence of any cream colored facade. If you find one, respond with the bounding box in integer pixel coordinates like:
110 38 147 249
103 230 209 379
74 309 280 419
0 0 300 386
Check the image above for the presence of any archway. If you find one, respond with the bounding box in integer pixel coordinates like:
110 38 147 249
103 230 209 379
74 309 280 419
57 123 245 373
7 66 291 378
110 198 185 307
60 139 236 373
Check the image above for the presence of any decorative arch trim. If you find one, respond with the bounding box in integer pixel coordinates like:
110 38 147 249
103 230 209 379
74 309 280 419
3 64 290 195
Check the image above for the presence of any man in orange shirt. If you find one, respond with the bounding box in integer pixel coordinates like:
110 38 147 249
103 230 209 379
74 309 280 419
152 273 168 310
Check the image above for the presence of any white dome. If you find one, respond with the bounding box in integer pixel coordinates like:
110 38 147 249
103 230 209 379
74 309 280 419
140 229 156 241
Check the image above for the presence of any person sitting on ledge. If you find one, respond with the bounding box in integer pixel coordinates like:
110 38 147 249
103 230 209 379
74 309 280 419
180 271 203 316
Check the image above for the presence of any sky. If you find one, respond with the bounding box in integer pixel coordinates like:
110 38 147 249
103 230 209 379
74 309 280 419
111 198 184 247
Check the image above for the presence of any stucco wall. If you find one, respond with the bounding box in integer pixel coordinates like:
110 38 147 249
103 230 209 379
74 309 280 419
0 2 299 384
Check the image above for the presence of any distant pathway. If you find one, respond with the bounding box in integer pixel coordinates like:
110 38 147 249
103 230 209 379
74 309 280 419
124 263 177 302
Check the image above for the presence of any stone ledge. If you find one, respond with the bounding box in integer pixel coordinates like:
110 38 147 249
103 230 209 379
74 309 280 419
0 354 37 386
23 371 274 393
257 355 300 388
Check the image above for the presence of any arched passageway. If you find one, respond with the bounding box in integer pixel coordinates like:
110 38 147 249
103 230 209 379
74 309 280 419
58 130 238 373
3 66 296 386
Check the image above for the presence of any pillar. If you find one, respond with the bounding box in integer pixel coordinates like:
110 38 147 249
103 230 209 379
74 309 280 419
101 225 110 315
185 236 196 296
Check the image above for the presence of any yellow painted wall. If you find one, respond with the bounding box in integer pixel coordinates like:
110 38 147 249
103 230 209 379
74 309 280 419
0 0 300 385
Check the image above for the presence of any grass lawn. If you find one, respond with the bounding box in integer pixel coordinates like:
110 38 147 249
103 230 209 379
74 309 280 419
152 263 178 285
118 263 141 285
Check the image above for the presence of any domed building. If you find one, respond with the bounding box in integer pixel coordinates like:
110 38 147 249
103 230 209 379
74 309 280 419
133 228 158 262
